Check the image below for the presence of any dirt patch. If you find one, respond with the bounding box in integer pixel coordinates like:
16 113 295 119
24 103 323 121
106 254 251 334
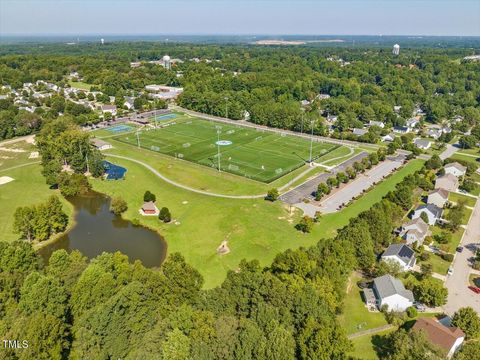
0 147 26 153
217 240 230 255
0 176 14 185
29 151 39 159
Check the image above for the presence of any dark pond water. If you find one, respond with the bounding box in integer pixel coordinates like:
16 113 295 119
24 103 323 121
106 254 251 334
39 192 167 267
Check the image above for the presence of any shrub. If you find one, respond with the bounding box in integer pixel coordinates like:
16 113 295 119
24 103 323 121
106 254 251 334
159 207 171 223
143 190 156 202
441 253 454 262
110 197 128 215
265 188 279 202
406 306 418 318
295 216 314 233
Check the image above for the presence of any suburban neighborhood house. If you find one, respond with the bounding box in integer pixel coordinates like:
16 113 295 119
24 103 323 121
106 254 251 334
435 174 459 192
100 104 117 116
413 138 432 150
91 138 113 151
444 162 467 178
364 274 414 312
381 244 416 271
411 203 443 225
413 318 465 358
399 217 429 245
427 188 449 208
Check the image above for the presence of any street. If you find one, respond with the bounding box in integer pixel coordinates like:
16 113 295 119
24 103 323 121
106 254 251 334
443 197 480 315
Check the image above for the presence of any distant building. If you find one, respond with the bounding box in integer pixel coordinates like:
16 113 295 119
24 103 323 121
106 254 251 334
393 126 410 134
412 204 443 225
435 174 459 192
352 128 368 136
444 162 467 178
368 120 385 128
393 44 400 55
414 138 432 150
140 201 159 216
426 128 443 140
100 104 117 116
91 138 112 151
381 134 395 142
413 318 465 358
145 84 183 100
381 244 416 271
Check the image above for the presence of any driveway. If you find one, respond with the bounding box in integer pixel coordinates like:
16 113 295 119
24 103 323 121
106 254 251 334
439 143 460 160
443 197 480 315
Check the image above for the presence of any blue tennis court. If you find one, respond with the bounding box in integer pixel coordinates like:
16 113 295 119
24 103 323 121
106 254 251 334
107 124 133 133
156 114 177 121
103 161 127 180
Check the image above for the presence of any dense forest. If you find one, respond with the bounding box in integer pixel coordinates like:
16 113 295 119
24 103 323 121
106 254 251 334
1 42 479 141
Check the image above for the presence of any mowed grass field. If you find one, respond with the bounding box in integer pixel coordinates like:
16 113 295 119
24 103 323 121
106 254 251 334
113 115 341 182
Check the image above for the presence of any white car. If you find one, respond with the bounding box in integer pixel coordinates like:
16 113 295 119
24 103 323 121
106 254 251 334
447 267 454 276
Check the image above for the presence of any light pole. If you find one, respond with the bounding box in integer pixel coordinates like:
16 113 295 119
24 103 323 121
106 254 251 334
136 130 141 149
309 120 314 164
224 96 228 119
217 130 221 172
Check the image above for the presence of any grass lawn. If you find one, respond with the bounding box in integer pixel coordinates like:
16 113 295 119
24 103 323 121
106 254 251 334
427 253 451 275
457 148 480 156
338 274 388 335
0 142 38 170
68 80 93 90
349 329 395 360
443 206 473 225
449 153 479 166
0 164 74 242
113 113 341 183
89 154 423 288
448 192 477 208
430 226 464 253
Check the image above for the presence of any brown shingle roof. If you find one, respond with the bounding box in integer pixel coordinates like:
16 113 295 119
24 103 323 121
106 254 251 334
413 318 464 352
428 188 449 200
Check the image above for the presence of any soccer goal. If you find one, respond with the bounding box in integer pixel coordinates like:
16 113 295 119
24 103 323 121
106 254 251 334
151 145 160 151
228 164 239 171
182 143 191 148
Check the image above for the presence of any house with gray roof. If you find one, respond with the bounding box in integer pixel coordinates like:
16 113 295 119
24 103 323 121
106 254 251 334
352 128 368 136
414 138 432 150
444 162 467 178
371 274 414 311
381 244 416 271
399 217 429 245
435 174 459 192
427 188 449 208
412 204 443 225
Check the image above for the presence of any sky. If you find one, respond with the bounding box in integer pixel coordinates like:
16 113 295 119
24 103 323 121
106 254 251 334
1 0 479 36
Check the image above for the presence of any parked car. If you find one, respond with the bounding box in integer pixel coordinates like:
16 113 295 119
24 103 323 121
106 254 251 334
468 286 480 294
414 302 426 312
456 246 464 253
447 267 454 276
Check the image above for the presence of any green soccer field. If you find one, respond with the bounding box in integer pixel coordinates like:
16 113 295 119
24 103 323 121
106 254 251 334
114 116 342 182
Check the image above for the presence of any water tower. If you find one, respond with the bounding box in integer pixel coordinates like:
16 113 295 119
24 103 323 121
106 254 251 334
393 44 400 55
163 55 171 70
101 38 105 45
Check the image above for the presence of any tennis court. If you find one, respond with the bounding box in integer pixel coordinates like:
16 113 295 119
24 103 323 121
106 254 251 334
114 117 342 182
107 124 134 133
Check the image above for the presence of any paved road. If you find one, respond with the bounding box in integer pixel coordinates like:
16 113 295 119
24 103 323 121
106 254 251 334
443 197 480 315
439 143 460 160
279 152 369 204
107 154 268 199
173 105 380 150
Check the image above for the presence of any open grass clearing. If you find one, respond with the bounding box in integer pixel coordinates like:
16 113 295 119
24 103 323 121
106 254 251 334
449 153 480 166
349 328 396 360
448 192 477 207
113 114 342 183
68 80 93 90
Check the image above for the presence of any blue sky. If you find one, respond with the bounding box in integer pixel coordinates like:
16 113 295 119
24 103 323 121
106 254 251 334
1 0 479 36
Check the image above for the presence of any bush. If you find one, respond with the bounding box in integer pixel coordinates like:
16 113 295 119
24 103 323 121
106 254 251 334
295 216 314 233
441 253 454 262
406 306 418 318
419 252 430 261
110 197 128 215
265 188 279 202
159 207 171 223
143 190 156 202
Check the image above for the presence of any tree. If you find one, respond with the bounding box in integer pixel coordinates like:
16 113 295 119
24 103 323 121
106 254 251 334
414 279 448 307
295 216 314 233
425 154 443 170
460 178 478 194
346 167 356 179
446 202 466 231
420 263 433 279
451 307 480 339
110 197 128 215
143 190 156 202
379 328 444 359
57 172 91 197
459 135 477 149
316 183 330 200
159 207 172 223
326 177 338 188
162 328 190 360
265 188 279 201
336 171 349 184
13 206 36 241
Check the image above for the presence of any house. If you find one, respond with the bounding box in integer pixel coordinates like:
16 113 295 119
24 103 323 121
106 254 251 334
91 138 113 151
368 120 385 128
427 188 449 208
352 128 368 136
393 105 402 113
406 118 420 129
444 162 467 178
100 104 117 116
399 218 429 245
124 97 135 110
145 85 183 100
381 133 395 142
435 174 459 192
442 126 452 134
414 138 432 150
381 244 416 271
316 94 330 100
139 201 159 216
426 128 442 140
412 204 443 225
300 100 311 107
326 114 338 123
371 275 414 311
413 318 465 358
393 126 410 134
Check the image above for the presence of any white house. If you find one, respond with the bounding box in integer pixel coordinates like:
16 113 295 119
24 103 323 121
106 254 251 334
426 128 442 140
368 120 385 128
371 275 414 311
427 188 449 208
399 218 429 245
414 138 432 150
352 128 368 136
381 244 416 271
100 104 117 116
413 318 465 359
444 162 467 178
91 138 113 151
381 133 395 142
393 126 410 134
411 204 443 225
406 117 420 129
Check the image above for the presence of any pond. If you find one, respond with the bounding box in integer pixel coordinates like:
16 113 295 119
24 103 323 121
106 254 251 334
39 192 167 267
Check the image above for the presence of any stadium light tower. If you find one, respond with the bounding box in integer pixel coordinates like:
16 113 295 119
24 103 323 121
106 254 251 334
136 129 141 149
309 120 314 164
217 130 221 172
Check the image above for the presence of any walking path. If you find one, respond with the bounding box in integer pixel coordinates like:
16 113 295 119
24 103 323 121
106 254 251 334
0 161 41 173
347 324 395 340
107 154 267 199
